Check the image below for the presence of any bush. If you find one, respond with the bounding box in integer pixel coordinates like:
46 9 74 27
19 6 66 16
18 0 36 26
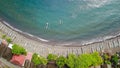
47 54 58 61
66 54 77 68
56 56 66 68
2 34 12 43
40 56 48 65
12 44 27 55
91 52 103 66
111 54 119 65
31 53 40 65
74 52 103 68
74 56 82 68
2 34 6 39
103 53 111 64
78 54 93 68
6 37 12 43
31 53 48 65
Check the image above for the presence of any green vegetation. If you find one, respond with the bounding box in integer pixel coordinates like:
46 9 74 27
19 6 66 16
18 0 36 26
103 53 111 64
71 52 103 68
91 52 103 66
2 34 118 68
66 54 77 68
6 37 12 43
31 53 40 65
12 44 27 55
31 53 48 65
2 34 12 43
47 54 58 61
77 54 92 68
47 52 103 68
56 56 66 68
111 54 119 65
2 34 6 39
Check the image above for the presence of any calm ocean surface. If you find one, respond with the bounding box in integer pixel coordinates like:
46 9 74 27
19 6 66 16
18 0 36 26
0 0 120 44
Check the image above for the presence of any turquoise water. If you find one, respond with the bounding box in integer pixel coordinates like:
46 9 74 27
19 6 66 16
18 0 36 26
0 0 120 44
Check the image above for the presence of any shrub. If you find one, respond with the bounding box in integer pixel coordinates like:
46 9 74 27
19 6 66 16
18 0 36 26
40 56 48 65
75 52 103 68
111 54 119 65
6 37 12 43
91 52 103 66
66 54 77 68
56 56 66 68
31 53 48 65
47 54 58 61
75 56 84 68
103 53 111 64
31 53 40 65
2 34 6 39
12 44 27 55
2 34 12 43
78 54 93 68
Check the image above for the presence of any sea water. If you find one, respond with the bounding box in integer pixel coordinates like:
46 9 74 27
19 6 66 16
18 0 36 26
0 0 120 45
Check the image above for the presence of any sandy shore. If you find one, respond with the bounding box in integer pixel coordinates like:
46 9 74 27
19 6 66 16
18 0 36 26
0 19 120 57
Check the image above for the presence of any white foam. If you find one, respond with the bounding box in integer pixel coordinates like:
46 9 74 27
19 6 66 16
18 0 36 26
82 0 112 9
81 34 119 45
37 37 49 42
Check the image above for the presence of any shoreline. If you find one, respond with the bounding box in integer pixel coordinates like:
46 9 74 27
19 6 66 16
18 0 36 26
0 18 50 43
1 19 120 57
1 18 120 46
